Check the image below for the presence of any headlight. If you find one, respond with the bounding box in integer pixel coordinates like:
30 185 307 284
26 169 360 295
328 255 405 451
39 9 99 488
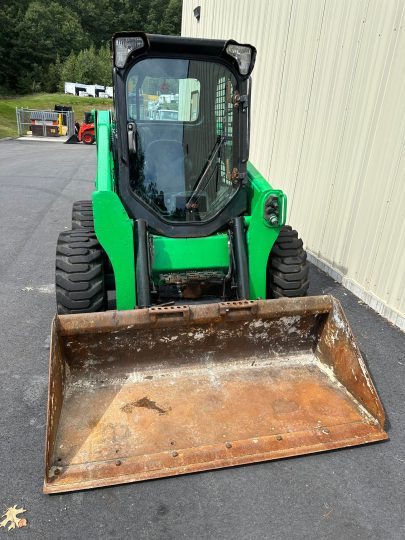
226 44 252 75
264 193 287 227
264 196 279 225
114 36 144 68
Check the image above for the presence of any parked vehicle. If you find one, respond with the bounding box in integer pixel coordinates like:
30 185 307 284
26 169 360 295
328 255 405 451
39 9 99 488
66 112 95 144
45 32 387 494
155 109 178 121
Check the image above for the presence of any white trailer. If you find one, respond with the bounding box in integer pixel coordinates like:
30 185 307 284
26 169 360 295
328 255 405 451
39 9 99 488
64 82 76 95
85 84 105 97
75 83 87 96
65 81 109 98
85 85 96 97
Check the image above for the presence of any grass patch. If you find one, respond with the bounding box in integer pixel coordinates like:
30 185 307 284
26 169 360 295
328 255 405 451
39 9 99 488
0 93 112 138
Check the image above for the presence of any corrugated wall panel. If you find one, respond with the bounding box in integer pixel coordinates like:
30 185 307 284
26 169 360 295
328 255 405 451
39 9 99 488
182 0 405 328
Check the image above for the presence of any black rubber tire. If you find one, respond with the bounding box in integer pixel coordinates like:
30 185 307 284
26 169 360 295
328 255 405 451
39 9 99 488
55 228 106 314
72 200 94 229
267 225 309 298
82 132 95 145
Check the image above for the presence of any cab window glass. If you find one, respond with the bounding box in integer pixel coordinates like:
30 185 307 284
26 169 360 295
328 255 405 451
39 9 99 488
127 65 200 122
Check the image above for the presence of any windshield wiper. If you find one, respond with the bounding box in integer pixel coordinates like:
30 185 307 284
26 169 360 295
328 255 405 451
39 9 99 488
186 136 225 209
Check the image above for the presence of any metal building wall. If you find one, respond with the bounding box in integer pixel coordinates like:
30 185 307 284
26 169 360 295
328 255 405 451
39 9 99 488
182 0 405 329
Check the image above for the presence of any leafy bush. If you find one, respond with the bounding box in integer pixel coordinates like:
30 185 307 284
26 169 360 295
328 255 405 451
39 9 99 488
0 0 182 94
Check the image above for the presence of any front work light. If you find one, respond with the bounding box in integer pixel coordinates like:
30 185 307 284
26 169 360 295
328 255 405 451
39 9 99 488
264 192 287 227
114 36 144 68
226 44 252 75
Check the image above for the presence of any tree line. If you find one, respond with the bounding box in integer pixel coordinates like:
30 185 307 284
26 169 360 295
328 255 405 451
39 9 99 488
0 0 182 95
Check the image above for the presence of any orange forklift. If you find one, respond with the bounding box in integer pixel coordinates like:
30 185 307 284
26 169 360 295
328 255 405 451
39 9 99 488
66 112 95 144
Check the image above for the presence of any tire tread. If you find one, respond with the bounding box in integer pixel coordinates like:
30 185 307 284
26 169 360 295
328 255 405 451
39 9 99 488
72 200 94 229
267 226 309 298
55 228 106 314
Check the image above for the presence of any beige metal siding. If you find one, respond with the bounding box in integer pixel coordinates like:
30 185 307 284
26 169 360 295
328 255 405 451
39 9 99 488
182 0 405 328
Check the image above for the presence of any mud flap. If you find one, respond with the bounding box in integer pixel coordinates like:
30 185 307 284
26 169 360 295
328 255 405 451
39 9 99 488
44 295 387 493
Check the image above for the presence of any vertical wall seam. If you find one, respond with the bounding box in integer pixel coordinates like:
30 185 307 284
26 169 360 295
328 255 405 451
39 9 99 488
318 0 371 258
289 0 326 217
268 0 294 168
343 2 398 265
360 1 405 291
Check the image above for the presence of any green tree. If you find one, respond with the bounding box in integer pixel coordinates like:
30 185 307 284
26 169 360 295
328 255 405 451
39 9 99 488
96 44 113 87
146 0 168 34
45 54 62 92
12 1 86 92
74 45 99 84
60 51 78 85
0 3 27 93
158 0 182 35
0 0 182 94
59 44 112 87
20 1 86 60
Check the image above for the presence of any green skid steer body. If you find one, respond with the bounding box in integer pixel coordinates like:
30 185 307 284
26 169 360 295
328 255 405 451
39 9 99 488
44 33 387 494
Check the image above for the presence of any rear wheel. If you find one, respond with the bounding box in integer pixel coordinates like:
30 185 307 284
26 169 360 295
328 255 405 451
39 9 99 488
72 200 94 229
55 228 106 314
82 131 95 144
267 226 309 298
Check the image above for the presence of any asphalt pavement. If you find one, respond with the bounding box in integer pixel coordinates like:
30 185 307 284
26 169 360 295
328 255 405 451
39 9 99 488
0 139 404 539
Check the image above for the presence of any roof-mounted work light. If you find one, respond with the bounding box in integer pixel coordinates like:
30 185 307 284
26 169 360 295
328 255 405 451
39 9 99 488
226 43 254 75
114 36 145 68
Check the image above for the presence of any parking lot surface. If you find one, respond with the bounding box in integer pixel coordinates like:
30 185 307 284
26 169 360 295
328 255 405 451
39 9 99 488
0 140 404 539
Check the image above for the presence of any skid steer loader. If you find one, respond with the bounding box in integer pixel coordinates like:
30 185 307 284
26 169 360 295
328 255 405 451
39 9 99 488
45 33 387 493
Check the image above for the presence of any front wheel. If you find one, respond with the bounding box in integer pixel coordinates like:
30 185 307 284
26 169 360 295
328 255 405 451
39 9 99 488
72 200 94 229
55 229 106 314
267 226 309 298
82 131 95 145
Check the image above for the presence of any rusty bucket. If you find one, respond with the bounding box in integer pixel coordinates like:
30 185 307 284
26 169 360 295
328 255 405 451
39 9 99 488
44 295 387 493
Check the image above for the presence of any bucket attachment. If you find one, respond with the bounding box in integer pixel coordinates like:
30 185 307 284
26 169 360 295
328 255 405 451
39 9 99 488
44 295 387 493
65 134 79 144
